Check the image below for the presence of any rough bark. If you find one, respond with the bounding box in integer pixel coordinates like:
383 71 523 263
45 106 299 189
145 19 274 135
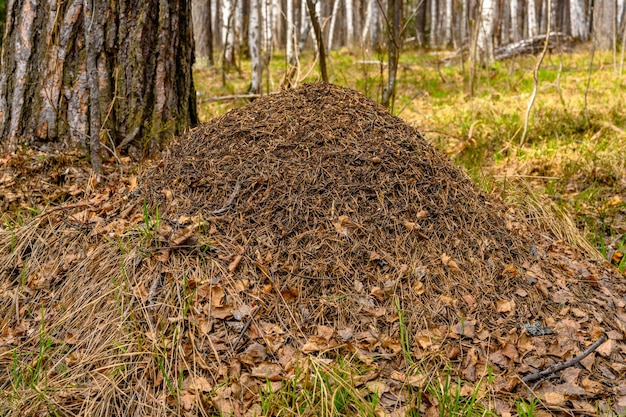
0 0 198 158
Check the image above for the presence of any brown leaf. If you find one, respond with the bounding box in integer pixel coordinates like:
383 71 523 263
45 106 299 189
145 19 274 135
441 253 461 273
543 391 565 406
251 362 283 381
597 339 615 357
228 254 243 273
496 299 515 313
182 376 213 392
178 391 196 411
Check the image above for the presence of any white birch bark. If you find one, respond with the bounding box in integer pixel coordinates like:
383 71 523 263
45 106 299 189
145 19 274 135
362 0 373 46
249 0 262 93
345 0 354 46
222 0 235 63
569 0 587 39
430 0 438 47
298 0 311 53
477 0 496 64
528 0 538 37
370 0 380 47
511 0 522 41
286 0 296 63
443 0 453 46
328 0 342 51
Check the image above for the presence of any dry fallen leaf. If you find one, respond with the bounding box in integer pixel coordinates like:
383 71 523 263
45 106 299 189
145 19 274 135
496 299 515 313
251 362 283 381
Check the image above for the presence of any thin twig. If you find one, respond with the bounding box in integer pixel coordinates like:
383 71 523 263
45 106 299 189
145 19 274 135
520 5 552 146
522 333 607 383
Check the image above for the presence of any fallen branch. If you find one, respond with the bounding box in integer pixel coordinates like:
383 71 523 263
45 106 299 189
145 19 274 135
200 94 260 103
522 333 607 383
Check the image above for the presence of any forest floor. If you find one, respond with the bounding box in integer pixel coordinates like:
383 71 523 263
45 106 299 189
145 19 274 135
1 46 626 417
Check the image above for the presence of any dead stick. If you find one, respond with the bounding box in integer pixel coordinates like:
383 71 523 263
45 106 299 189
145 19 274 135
522 333 607 383
228 306 260 357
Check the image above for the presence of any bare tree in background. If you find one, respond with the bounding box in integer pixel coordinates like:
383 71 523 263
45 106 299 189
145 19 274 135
193 0 214 66
306 0 329 81
249 0 263 93
382 0 403 108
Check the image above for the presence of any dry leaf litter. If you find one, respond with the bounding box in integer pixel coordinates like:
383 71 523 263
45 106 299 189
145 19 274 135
1 83 626 416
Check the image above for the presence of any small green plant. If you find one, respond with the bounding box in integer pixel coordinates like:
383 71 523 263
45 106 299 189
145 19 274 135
139 200 161 242
516 397 539 417
395 297 414 365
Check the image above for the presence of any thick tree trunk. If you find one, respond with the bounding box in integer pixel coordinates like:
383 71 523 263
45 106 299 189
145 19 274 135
0 0 198 158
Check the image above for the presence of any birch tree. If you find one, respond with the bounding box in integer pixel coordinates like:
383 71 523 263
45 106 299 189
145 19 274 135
528 0 538 37
193 0 214 66
286 0 296 63
0 0 197 164
345 0 354 46
593 0 615 49
222 0 236 66
477 0 496 64
249 0 263 93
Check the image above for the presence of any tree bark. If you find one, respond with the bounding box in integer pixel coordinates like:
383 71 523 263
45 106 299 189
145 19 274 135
593 0 616 49
193 0 214 66
305 0 328 82
477 0 497 64
249 0 262 93
382 0 402 109
0 0 198 159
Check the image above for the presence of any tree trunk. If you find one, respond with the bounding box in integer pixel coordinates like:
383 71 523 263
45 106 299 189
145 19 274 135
569 0 587 39
344 0 354 46
593 0 615 49
0 0 197 158
193 0 214 66
477 0 497 64
305 0 328 82
286 0 296 63
249 0 263 93
382 0 402 109
528 0 538 36
328 0 341 52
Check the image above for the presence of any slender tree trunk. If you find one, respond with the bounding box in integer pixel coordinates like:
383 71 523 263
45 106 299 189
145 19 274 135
383 0 402 109
593 0 615 49
345 0 354 46
477 0 496 64
415 0 427 47
298 0 311 53
443 0 453 46
328 0 341 51
305 0 328 82
0 0 197 159
249 0 263 93
286 0 296 63
193 0 214 66
528 0 538 36
511 0 522 41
